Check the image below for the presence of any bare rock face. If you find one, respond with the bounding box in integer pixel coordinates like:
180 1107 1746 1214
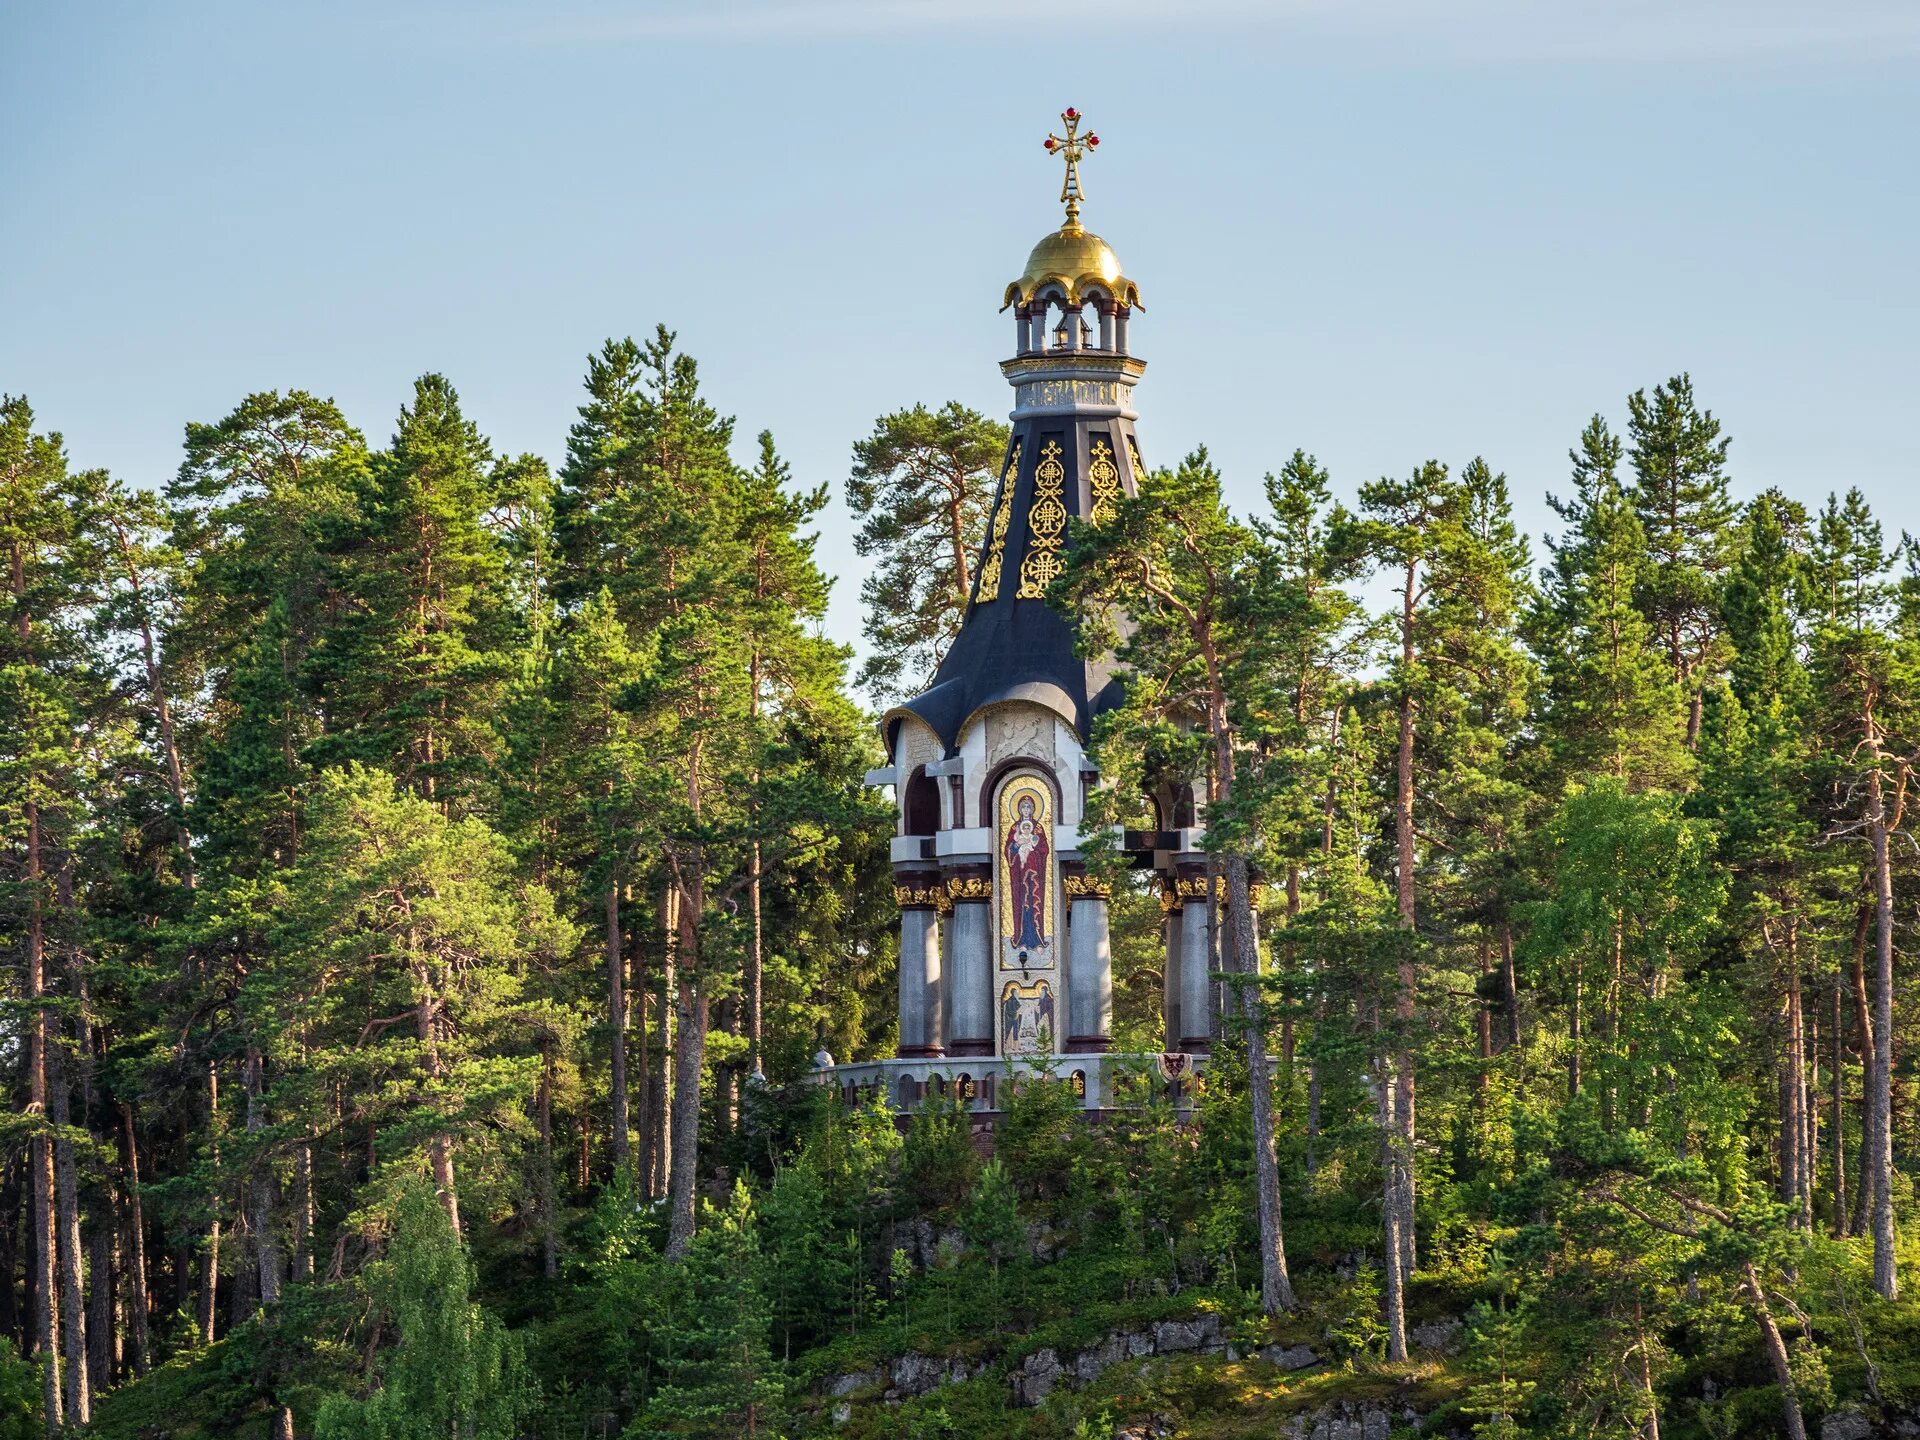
1820 1414 1877 1440
889 1351 946 1397
1258 1342 1321 1370
1409 1317 1464 1355
1010 1347 1062 1406
1276 1401 1397 1440
826 1368 882 1398
1072 1332 1131 1383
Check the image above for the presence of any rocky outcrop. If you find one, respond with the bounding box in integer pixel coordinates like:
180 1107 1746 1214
1409 1317 1464 1355
1011 1313 1231 1406
1277 1401 1428 1440
824 1309 1340 1423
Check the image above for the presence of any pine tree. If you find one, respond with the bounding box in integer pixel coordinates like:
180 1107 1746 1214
1627 374 1736 746
265 765 575 1236
844 402 1007 702
0 395 94 1429
1060 447 1299 1317
1348 456 1531 1357
1700 490 1827 1228
306 375 521 816
1805 489 1913 1297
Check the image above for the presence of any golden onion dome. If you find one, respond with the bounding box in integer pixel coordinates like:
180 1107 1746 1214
1002 223 1141 312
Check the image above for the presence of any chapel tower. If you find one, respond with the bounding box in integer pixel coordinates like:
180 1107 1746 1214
871 109 1188 1071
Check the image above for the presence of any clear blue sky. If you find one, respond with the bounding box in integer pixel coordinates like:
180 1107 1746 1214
5 2 1917 655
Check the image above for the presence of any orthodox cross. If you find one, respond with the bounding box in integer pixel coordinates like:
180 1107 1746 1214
1041 107 1099 229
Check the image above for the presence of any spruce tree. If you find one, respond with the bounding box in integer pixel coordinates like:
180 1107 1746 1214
1535 419 1689 791
636 1183 784 1439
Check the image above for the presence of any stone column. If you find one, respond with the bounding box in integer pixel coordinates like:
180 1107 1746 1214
1064 870 1112 1052
944 868 995 1056
894 876 945 1057
1176 869 1213 1053
1161 878 1183 1050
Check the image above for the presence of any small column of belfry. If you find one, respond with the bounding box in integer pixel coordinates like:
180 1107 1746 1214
942 868 995 1056
892 874 948 1057
892 856 1261 1061
1161 867 1263 1055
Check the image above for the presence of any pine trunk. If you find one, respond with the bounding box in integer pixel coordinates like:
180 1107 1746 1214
119 1105 150 1374
1227 849 1295 1315
86 1194 113 1395
47 1027 89 1423
25 796 62 1431
1831 968 1848 1237
537 1037 559 1279
1864 764 1897 1299
607 881 631 1170
200 1064 221 1347
1850 903 1876 1238
666 875 705 1260
246 1045 280 1307
654 885 679 1201
1391 560 1418 1286
1744 1261 1808 1440
413 957 461 1237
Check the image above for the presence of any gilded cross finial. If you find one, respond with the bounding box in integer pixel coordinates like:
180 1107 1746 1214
1041 107 1099 231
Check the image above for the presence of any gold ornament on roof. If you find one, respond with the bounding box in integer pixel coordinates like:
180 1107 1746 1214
1002 108 1141 311
1088 438 1121 524
1043 106 1098 229
975 441 1019 603
1017 441 1069 598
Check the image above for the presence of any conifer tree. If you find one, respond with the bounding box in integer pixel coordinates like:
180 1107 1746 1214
844 402 1007 702
1700 491 1827 1228
1060 447 1298 1317
1627 374 1735 746
264 765 575 1236
0 396 92 1429
307 376 520 816
1535 417 1689 791
1349 457 1530 1356
636 1183 783 1439
1805 489 1912 1298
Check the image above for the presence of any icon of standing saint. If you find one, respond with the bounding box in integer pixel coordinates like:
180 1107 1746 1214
997 777 1055 970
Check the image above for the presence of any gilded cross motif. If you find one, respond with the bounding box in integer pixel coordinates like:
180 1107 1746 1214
1041 107 1099 228
975 440 1019 602
1017 440 1068 598
1088 438 1121 524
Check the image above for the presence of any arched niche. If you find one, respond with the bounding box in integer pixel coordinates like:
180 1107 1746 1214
903 764 941 836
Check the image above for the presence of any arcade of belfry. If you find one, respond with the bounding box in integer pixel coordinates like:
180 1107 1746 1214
825 110 1247 1117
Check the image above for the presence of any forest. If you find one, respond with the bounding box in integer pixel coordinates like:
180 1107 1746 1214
2 336 1918 1440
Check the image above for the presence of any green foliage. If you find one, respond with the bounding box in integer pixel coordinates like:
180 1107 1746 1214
315 1181 533 1440
844 401 1009 702
959 1160 1025 1276
899 1091 981 1213
631 1183 784 1439
1324 1262 1386 1364
0 1341 39 1440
